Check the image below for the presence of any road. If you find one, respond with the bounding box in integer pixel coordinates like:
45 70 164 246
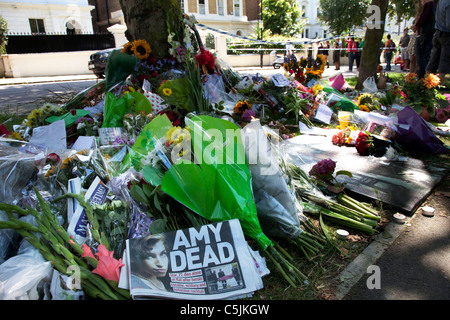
0 78 99 115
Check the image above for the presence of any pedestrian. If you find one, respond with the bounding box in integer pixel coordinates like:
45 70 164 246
323 41 330 68
384 34 396 71
346 37 357 71
333 39 341 70
354 38 362 69
412 0 437 79
285 41 294 58
399 28 411 70
426 0 450 84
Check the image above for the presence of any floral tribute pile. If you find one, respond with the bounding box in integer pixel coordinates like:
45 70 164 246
0 15 449 300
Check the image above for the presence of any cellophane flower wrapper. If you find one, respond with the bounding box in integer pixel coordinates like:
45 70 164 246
109 170 154 240
95 144 131 180
160 114 273 250
120 114 174 173
241 119 302 238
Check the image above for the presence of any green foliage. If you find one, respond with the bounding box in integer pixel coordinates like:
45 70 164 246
318 0 370 36
262 0 304 37
388 0 417 23
0 15 8 54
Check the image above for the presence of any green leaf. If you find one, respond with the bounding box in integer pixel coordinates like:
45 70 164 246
149 219 166 234
129 185 149 206
335 170 353 178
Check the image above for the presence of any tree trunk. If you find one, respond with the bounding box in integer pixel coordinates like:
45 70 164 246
119 0 184 60
356 0 389 90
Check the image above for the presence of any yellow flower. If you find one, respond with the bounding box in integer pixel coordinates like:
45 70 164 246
357 93 373 106
423 73 440 89
121 42 133 55
359 104 370 112
233 100 252 114
131 39 152 60
163 88 173 96
166 127 191 145
311 84 323 96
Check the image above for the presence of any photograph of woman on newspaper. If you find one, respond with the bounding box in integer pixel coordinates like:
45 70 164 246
129 233 171 292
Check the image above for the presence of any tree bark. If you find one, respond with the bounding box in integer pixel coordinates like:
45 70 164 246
356 0 389 90
119 0 184 60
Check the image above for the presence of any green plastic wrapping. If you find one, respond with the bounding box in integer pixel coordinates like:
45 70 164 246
105 50 138 92
45 109 91 127
161 115 273 250
322 84 358 112
102 92 128 128
102 92 152 128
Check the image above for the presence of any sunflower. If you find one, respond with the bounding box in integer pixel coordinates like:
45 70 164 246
359 104 370 112
131 39 152 60
357 93 373 106
423 73 440 89
121 41 133 55
233 100 252 115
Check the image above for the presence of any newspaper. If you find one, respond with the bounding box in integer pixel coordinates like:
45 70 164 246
67 176 109 244
124 219 265 300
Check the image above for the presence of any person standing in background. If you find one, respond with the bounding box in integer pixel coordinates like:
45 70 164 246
333 39 341 70
323 41 330 68
412 0 437 79
346 37 357 71
399 28 411 70
384 34 396 71
354 38 362 69
426 0 450 84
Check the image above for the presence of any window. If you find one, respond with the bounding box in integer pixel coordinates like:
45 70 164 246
217 0 224 16
304 28 309 38
199 0 206 14
29 19 45 34
234 0 240 17
302 5 306 17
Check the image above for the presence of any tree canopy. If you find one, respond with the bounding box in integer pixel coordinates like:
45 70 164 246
0 15 8 54
318 0 371 36
262 0 305 37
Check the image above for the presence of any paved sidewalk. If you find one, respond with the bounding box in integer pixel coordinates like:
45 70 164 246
0 74 98 86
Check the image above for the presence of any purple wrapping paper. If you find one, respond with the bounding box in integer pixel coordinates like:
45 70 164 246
395 106 449 154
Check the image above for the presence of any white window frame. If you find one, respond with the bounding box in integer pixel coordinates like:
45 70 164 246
217 0 225 16
198 0 207 15
233 0 241 17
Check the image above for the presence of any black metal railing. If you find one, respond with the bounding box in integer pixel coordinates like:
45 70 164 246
5 33 116 54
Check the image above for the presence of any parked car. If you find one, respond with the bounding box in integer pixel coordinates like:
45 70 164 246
88 48 116 78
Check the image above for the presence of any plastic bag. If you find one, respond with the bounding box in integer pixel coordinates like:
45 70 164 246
241 119 301 238
0 247 53 300
362 76 378 94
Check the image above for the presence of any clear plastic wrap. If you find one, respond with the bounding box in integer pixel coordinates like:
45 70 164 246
0 247 53 300
241 119 302 238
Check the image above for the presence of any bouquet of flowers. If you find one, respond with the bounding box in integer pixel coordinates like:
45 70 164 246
399 73 442 118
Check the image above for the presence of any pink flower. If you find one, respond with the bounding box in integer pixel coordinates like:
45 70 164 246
95 244 113 259
81 244 96 259
82 244 124 283
92 255 124 283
